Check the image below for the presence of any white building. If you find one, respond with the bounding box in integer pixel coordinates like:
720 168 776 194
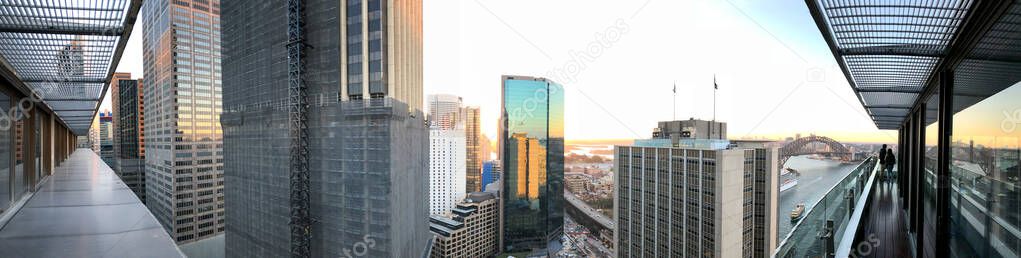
430 129 467 216
427 94 462 130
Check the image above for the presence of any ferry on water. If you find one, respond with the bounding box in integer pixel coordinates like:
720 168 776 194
790 203 805 221
780 167 800 192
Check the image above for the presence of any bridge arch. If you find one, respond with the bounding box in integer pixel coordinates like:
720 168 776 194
779 135 851 168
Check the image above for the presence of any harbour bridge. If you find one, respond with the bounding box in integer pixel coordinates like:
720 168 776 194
779 135 851 168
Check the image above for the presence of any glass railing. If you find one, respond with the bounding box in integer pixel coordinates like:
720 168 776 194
773 157 878 258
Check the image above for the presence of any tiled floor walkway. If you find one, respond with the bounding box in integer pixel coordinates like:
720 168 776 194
0 149 183 258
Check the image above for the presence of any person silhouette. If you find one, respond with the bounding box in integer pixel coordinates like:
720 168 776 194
884 149 896 180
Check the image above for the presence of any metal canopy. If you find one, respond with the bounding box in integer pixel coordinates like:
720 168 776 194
807 0 974 129
0 0 139 135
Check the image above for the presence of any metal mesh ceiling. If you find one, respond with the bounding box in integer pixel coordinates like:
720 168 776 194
953 3 1021 114
811 0 974 129
0 0 136 134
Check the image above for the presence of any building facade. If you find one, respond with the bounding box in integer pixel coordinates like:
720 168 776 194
220 0 428 257
428 94 462 130
615 121 778 258
482 160 501 192
108 72 131 173
115 78 146 203
430 129 467 216
499 75 564 254
464 106 482 193
99 111 114 166
430 192 500 258
141 0 224 243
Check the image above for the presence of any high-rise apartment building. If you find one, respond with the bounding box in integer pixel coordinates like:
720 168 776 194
615 120 778 258
115 78 146 203
430 192 500 258
141 0 224 244
221 0 427 257
499 75 564 255
464 106 482 192
430 128 467 216
99 111 114 166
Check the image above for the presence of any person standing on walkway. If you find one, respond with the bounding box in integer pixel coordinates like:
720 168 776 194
885 149 896 180
879 144 888 180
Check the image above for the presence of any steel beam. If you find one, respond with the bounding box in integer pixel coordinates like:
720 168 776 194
0 26 124 36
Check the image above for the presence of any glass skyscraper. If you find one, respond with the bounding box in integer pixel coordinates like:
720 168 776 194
499 75 564 254
115 78 146 204
141 0 224 244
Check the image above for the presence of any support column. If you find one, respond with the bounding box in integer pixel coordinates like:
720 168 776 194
936 70 953 258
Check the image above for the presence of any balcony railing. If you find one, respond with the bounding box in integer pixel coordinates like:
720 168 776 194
774 157 879 258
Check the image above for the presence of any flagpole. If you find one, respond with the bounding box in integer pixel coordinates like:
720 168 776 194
673 81 676 121
713 75 717 122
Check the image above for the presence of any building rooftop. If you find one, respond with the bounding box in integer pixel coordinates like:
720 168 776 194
465 191 497 203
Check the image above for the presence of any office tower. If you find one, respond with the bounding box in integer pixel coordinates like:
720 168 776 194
428 94 462 129
141 0 224 244
464 106 482 193
57 37 84 80
116 78 146 203
429 192 500 258
480 134 492 160
99 111 114 166
221 0 427 257
89 117 100 153
482 160 501 192
615 120 778 258
109 72 132 173
430 128 467 216
499 75 564 255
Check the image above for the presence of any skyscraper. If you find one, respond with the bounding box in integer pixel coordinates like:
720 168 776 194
141 0 224 244
499 75 564 255
615 120 778 258
108 72 131 174
99 111 114 166
430 128 467 216
464 106 482 192
57 37 84 80
115 78 146 203
428 94 462 130
221 0 427 257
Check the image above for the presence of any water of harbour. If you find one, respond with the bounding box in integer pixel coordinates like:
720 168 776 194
778 156 858 240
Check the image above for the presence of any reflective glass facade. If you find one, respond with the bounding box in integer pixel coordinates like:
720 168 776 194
117 79 146 203
948 79 1021 257
0 92 9 212
500 76 564 253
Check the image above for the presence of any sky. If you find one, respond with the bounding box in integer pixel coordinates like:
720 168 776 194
107 0 898 144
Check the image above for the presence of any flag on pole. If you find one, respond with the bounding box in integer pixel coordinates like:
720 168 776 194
673 82 676 93
714 75 718 90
